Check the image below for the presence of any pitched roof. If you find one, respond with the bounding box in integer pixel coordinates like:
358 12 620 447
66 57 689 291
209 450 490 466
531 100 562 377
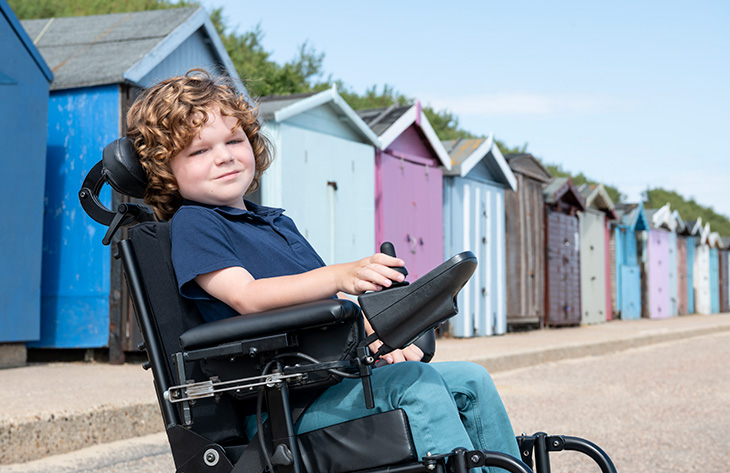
578 183 616 219
357 105 411 137
20 7 238 91
441 135 517 190
1 0 53 82
543 177 585 210
357 102 451 170
614 202 649 231
258 87 379 146
504 153 552 183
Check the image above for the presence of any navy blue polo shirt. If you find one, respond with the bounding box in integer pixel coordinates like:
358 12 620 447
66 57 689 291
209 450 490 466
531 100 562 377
170 200 326 322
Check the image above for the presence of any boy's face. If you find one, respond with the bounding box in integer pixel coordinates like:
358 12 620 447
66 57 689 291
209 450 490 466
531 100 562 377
170 106 255 210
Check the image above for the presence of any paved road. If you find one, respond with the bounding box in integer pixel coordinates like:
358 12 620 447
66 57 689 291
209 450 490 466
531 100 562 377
4 331 728 473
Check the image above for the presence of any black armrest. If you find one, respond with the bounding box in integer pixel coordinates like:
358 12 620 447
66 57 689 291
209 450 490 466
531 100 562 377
179 299 361 350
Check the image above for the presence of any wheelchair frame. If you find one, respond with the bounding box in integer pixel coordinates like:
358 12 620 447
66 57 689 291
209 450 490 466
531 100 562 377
78 138 618 473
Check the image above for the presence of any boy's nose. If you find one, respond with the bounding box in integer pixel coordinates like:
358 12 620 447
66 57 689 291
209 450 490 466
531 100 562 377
214 149 234 165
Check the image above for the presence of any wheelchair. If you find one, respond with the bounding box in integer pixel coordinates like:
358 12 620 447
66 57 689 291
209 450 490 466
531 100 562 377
78 137 618 473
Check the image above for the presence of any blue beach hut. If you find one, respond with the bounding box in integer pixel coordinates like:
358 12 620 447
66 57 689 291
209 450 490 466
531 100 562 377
441 135 517 337
0 0 53 364
21 8 240 358
258 88 380 266
610 202 649 320
709 231 721 313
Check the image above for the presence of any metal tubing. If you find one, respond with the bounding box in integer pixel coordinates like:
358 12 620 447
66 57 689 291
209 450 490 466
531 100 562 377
562 436 617 473
118 240 178 427
533 433 551 473
474 451 534 473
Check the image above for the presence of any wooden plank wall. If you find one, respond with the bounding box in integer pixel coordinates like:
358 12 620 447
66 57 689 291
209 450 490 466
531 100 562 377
505 174 545 326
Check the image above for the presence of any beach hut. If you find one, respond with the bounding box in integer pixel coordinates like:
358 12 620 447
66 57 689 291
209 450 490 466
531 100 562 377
357 103 451 280
681 219 702 314
720 237 730 314
258 89 379 266
22 8 240 360
0 0 53 366
503 154 553 328
694 223 712 314
610 203 649 320
577 184 617 324
642 205 673 319
441 135 517 337
543 177 586 326
709 232 721 313
649 204 681 316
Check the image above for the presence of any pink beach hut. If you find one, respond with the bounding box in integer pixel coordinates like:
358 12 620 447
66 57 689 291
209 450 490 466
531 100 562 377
358 103 451 279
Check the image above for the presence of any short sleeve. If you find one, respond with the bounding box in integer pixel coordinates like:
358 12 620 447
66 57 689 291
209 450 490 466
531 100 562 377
170 206 243 300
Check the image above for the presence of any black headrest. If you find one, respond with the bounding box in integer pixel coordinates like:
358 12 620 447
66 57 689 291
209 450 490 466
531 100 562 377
102 137 147 199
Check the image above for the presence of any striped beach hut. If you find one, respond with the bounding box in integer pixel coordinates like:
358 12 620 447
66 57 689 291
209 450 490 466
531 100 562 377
503 154 553 328
709 231 721 313
680 218 703 314
694 223 712 314
1 0 53 365
441 135 517 337
577 184 616 324
358 103 451 280
610 203 649 320
22 8 240 359
543 177 586 326
258 88 379 266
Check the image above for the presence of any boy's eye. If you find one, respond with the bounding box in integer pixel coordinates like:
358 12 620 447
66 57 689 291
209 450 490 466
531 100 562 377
189 148 207 156
227 140 241 145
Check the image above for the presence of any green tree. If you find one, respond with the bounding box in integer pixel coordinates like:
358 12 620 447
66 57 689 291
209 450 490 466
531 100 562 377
8 0 196 18
645 188 730 236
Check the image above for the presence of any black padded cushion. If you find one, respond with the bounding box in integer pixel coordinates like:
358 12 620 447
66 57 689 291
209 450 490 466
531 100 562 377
297 409 416 473
102 137 147 198
180 299 361 350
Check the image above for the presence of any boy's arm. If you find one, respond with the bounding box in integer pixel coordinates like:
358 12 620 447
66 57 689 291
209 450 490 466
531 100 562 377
195 253 406 316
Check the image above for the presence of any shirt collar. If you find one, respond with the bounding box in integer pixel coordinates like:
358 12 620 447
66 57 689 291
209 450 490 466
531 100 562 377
181 199 285 220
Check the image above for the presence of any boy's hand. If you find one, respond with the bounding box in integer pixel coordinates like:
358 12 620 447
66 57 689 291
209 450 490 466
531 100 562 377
337 253 406 295
369 339 424 364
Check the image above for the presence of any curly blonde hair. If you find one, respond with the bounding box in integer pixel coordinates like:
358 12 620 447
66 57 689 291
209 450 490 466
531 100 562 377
127 69 273 221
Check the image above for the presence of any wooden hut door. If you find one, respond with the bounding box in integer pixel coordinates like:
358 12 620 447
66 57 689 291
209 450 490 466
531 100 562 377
676 238 688 315
647 230 671 318
545 211 581 325
379 154 443 281
578 210 606 324
710 248 720 313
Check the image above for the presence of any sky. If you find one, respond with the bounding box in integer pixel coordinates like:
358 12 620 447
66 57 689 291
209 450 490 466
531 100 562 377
197 0 730 219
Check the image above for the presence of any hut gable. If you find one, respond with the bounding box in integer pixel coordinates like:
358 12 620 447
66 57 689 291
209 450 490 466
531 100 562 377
358 102 451 169
261 87 379 145
2 0 53 82
543 177 586 213
504 153 552 183
615 202 649 231
648 203 682 232
578 183 616 219
21 7 237 90
442 136 517 190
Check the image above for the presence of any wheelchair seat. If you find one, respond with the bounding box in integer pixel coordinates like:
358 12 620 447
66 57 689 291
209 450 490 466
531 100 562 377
78 137 618 473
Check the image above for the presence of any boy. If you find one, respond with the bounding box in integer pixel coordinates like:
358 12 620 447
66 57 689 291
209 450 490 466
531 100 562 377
127 69 520 469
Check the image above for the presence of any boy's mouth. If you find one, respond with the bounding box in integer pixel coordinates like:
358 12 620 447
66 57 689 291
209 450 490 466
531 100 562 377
215 170 240 180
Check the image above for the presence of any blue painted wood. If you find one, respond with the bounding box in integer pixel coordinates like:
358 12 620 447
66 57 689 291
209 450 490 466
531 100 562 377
0 5 52 343
620 265 642 319
29 85 120 348
262 109 375 267
444 177 507 336
710 247 720 313
686 237 696 313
